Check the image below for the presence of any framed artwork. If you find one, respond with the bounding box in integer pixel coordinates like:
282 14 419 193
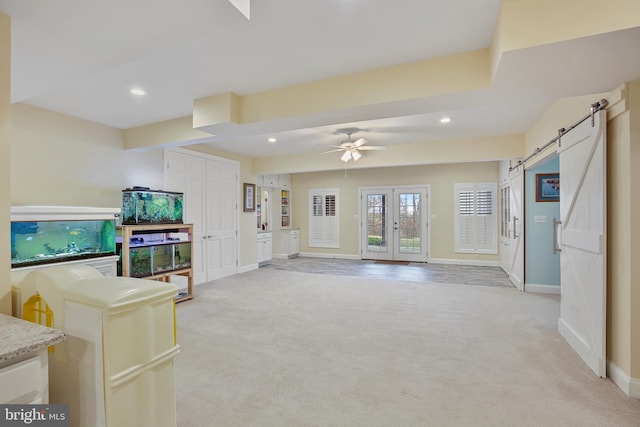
243 183 256 212
536 173 560 202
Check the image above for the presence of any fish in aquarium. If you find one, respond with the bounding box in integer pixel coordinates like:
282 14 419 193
122 187 183 224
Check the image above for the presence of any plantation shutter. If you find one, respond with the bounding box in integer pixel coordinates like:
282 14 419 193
309 188 339 248
454 183 497 253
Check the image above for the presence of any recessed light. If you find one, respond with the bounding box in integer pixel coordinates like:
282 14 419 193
130 88 146 96
268 137 277 143
440 117 451 124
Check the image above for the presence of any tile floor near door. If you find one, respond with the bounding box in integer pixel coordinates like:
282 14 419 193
266 257 514 288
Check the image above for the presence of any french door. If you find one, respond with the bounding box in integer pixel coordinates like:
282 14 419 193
557 109 607 378
360 186 428 262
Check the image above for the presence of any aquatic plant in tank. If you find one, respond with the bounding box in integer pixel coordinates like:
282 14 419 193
122 187 184 225
11 219 117 268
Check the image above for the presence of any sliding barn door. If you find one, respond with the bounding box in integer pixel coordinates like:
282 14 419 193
557 109 607 378
500 167 524 291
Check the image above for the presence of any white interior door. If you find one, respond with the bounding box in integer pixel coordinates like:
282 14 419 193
507 169 524 290
165 149 238 284
557 109 607 378
361 187 428 262
164 150 207 285
205 158 238 280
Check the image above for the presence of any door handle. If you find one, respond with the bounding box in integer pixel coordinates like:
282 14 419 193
513 216 519 239
553 218 562 254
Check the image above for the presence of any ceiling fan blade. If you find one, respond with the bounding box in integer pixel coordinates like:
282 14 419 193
353 138 368 147
320 148 345 154
357 146 386 151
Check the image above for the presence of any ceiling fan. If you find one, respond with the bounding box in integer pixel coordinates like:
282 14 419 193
323 128 386 162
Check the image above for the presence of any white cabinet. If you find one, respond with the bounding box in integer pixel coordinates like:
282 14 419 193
262 174 279 187
0 352 47 404
289 229 300 257
257 232 272 266
275 229 299 258
278 174 291 189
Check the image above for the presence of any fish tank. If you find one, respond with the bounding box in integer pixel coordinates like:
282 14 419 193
116 240 192 277
122 187 183 225
11 206 119 268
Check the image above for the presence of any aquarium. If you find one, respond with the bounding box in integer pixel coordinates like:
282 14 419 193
117 234 192 278
173 242 192 270
129 246 152 278
11 218 117 268
122 188 183 225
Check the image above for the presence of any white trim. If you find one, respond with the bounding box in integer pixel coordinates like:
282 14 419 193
298 252 361 260
428 258 500 267
607 360 640 399
238 263 259 274
524 283 561 294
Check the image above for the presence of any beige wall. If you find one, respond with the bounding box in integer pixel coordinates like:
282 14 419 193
10 104 164 207
0 14 11 314
291 162 499 262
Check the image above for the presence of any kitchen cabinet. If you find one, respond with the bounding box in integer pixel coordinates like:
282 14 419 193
0 313 65 404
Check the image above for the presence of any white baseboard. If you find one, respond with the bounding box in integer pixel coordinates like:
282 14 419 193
525 283 561 294
608 360 640 399
238 263 259 274
298 252 361 260
428 258 501 267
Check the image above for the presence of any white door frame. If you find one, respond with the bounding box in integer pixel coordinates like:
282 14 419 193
359 185 431 262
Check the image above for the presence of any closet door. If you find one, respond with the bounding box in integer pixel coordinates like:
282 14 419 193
164 150 207 284
165 149 238 284
205 158 238 281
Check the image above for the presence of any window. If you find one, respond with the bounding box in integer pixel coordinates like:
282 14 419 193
454 183 498 254
309 189 339 248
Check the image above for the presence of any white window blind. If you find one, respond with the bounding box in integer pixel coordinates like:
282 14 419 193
454 183 497 254
309 189 339 248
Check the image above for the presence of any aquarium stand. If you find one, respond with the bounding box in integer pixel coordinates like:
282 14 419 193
118 224 194 303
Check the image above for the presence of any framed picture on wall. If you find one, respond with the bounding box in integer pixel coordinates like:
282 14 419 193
243 183 256 212
536 173 560 202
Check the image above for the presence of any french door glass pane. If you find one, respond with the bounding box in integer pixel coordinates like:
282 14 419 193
399 193 421 254
367 194 388 252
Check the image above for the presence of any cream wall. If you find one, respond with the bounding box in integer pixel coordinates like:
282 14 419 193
291 162 499 263
1 13 11 314
10 104 163 207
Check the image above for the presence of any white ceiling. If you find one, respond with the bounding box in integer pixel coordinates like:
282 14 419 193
2 0 640 159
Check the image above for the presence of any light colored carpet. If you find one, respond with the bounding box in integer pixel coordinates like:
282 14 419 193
174 268 640 427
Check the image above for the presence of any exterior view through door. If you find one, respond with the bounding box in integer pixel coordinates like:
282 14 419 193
361 187 428 262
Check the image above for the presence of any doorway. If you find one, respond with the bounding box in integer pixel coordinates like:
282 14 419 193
360 186 429 262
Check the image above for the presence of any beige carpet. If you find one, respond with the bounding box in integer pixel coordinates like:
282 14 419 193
174 268 640 427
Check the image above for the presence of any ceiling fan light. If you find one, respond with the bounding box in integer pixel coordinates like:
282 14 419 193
351 150 362 161
341 151 352 162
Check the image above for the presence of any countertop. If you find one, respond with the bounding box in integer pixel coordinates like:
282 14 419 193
0 313 65 363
